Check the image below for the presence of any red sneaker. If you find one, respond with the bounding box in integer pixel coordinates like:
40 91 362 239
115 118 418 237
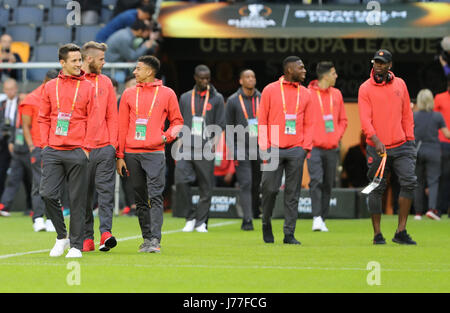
0 203 10 217
82 239 95 252
99 232 117 252
121 206 130 215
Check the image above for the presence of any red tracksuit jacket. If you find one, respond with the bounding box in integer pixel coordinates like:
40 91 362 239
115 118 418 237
84 73 118 149
308 80 347 149
20 84 44 148
358 70 414 149
258 76 314 151
38 70 98 151
117 79 184 159
434 90 450 144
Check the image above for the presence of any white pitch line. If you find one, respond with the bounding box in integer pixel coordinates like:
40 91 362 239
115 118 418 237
0 221 238 260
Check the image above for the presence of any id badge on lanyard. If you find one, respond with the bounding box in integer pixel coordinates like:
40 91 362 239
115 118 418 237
284 114 297 135
135 118 148 140
192 116 204 137
55 112 71 136
248 118 258 137
15 128 24 145
323 114 335 133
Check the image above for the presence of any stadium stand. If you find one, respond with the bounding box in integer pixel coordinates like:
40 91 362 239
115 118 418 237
21 0 52 7
48 6 69 24
74 25 102 45
11 6 45 26
6 25 38 45
40 25 73 45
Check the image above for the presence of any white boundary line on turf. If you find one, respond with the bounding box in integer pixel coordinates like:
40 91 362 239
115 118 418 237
0 221 238 260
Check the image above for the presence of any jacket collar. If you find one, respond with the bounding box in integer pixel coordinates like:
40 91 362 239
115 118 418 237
136 79 162 88
57 70 86 81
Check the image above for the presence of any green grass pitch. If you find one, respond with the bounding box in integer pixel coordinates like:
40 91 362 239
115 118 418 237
0 213 449 293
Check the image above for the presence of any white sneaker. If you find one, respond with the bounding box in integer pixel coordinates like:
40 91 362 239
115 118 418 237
33 217 46 232
45 219 56 232
66 247 82 258
182 219 196 232
195 223 208 233
320 220 329 232
414 214 422 220
49 238 70 257
0 210 10 217
312 216 323 231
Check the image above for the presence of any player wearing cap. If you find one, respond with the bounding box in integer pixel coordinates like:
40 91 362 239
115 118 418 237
358 49 417 245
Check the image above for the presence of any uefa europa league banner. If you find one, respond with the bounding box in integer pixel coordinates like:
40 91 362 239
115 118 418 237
159 2 450 39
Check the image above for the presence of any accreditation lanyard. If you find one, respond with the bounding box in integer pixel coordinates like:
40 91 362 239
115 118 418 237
55 78 80 136
280 77 300 135
239 93 259 137
191 86 210 137
134 86 159 141
316 90 334 133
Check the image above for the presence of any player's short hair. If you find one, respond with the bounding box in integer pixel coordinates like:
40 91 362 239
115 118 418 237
137 55 160 73
282 56 301 71
239 69 254 78
316 61 335 80
194 64 210 76
58 43 81 61
81 41 107 59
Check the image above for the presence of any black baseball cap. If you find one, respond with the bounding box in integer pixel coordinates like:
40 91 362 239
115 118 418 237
373 49 392 63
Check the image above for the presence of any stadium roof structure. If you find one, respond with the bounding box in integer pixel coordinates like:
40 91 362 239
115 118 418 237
159 2 450 39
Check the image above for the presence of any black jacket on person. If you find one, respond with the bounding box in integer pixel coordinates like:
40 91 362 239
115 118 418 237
225 87 261 160
178 84 225 151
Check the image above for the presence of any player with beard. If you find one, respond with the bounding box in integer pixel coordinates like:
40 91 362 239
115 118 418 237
79 41 119 253
358 49 417 245
258 56 314 245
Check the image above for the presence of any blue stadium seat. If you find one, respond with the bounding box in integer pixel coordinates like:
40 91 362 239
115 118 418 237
101 7 113 24
0 8 9 28
52 0 69 6
49 6 69 24
40 25 72 44
74 25 101 44
12 6 45 26
32 44 59 62
21 0 52 7
6 25 37 44
27 68 50 82
3 0 19 9
103 0 117 6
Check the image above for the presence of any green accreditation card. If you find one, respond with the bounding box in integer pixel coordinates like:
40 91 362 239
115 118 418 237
284 114 296 135
248 118 258 137
55 112 71 136
135 118 148 141
192 116 204 137
214 151 222 167
15 128 24 145
323 114 335 133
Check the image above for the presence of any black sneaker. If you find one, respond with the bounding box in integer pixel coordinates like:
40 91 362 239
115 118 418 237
392 230 417 245
262 223 274 243
241 219 254 231
283 235 301 245
373 233 386 245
